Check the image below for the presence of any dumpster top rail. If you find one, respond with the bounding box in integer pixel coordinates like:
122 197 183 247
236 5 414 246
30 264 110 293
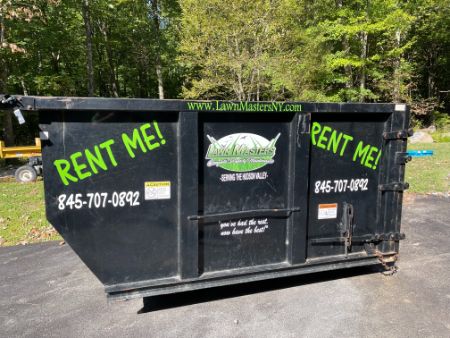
0 95 407 114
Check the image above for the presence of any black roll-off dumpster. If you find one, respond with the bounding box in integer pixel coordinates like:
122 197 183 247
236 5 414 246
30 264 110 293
1 96 411 301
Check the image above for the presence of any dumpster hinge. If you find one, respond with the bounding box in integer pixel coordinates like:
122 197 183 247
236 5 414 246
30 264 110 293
364 244 400 275
395 152 412 165
379 182 409 192
383 128 413 140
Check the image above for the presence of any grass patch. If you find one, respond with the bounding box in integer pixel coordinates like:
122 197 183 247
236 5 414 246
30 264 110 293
432 131 450 143
406 142 450 194
0 179 61 246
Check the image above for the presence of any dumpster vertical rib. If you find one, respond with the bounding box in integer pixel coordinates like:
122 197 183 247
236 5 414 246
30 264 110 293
382 110 398 254
379 105 409 254
290 112 310 264
178 112 199 279
390 106 410 254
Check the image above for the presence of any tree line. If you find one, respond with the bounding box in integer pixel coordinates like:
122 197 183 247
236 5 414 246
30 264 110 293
0 0 449 144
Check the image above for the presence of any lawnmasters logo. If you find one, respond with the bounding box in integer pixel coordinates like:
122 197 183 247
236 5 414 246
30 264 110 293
206 133 281 172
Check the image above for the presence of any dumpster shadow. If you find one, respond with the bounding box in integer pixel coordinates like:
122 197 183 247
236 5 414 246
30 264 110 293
138 265 380 314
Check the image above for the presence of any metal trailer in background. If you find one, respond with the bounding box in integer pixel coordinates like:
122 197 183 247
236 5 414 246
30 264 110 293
0 96 412 302
0 137 43 182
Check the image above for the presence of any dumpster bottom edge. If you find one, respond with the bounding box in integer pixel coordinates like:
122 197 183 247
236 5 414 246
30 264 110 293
106 255 386 302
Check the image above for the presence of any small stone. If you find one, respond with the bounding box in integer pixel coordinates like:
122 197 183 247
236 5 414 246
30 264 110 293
409 131 433 144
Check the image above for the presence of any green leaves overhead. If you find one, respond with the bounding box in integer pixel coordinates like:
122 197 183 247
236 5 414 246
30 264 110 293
0 0 448 109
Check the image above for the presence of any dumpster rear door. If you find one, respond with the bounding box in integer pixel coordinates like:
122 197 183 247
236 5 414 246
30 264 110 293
306 110 407 259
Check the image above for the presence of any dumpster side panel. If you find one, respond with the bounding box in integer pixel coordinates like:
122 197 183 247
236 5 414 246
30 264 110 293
40 111 180 285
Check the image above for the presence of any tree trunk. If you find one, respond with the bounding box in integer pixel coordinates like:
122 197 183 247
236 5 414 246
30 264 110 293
0 4 14 145
359 31 368 102
256 68 260 101
82 0 95 96
337 0 353 93
155 61 164 99
150 0 164 99
0 4 4 44
1 61 15 146
98 22 119 97
21 79 28 96
427 50 435 98
107 48 119 97
392 29 401 102
343 37 353 91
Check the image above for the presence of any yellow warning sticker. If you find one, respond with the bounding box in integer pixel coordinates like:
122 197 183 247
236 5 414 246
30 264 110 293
144 181 171 200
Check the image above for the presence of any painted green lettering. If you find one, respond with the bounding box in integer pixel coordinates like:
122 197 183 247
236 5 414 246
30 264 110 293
317 126 331 149
272 102 278 112
99 139 117 166
70 152 91 181
353 141 371 164
339 134 354 156
327 130 343 153
373 150 382 169
140 123 160 150
54 159 78 186
122 129 146 158
85 146 107 174
364 146 379 168
311 122 321 145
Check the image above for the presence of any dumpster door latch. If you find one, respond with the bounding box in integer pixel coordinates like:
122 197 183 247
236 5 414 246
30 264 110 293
309 203 354 257
340 202 354 257
310 202 355 257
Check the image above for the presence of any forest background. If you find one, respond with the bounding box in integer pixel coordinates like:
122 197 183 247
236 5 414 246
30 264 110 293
1 0 449 145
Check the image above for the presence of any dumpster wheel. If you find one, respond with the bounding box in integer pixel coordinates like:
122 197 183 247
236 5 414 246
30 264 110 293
15 165 37 183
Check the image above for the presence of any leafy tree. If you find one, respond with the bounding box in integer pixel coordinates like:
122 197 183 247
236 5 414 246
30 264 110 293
179 0 290 100
0 0 62 144
407 0 450 121
1 0 450 145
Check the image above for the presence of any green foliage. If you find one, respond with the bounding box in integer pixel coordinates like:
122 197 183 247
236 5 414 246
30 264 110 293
0 0 182 98
0 0 448 143
433 133 450 143
432 111 450 130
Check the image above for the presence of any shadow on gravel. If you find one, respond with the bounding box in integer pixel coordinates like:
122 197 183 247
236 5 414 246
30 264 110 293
139 265 382 314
